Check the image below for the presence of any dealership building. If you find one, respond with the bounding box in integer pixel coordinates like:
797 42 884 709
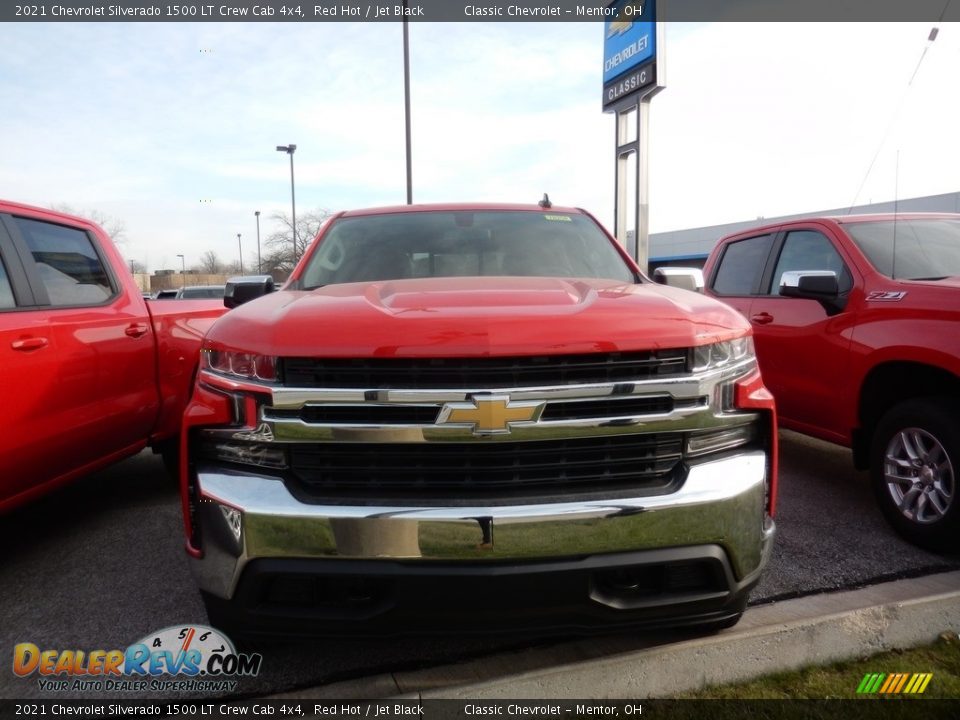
647 190 960 271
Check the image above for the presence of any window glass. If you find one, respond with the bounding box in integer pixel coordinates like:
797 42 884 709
178 285 225 299
844 219 960 280
299 211 636 289
0 256 14 309
13 217 113 306
711 235 773 295
770 230 852 294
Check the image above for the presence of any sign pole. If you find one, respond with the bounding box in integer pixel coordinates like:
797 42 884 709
613 100 639 258
603 0 665 274
637 94 652 270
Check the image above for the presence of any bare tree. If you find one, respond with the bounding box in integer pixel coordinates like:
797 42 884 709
128 259 147 274
222 260 242 275
261 208 331 275
196 250 223 274
51 204 127 244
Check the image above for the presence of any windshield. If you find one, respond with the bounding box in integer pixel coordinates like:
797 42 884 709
298 210 636 289
844 218 960 280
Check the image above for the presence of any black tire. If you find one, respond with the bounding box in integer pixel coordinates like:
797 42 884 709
702 612 743 634
693 594 748 635
200 591 251 650
156 439 180 483
870 397 960 553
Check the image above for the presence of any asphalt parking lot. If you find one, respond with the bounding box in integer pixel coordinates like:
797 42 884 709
2 430 958 700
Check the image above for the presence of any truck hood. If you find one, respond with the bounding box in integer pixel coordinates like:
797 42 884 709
206 277 750 357
881 276 960 309
900 276 960 290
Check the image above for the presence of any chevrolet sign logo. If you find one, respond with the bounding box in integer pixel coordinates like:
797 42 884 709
437 395 544 435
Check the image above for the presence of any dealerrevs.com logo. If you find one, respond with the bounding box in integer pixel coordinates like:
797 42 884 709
13 625 262 693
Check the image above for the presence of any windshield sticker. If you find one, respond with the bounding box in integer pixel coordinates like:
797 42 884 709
543 215 572 222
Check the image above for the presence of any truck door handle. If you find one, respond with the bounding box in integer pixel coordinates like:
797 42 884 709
751 312 774 325
12 336 49 351
125 322 150 338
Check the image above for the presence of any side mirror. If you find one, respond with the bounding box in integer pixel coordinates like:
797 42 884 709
779 270 839 299
779 270 847 315
653 267 705 293
224 275 275 309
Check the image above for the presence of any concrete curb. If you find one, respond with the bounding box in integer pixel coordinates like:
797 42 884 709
270 570 960 700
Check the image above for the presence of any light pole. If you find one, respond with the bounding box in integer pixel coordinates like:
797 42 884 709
276 144 297 268
176 254 185 288
254 210 262 275
403 0 412 204
237 233 243 275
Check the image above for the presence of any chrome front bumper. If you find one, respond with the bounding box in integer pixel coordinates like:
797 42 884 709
190 450 774 603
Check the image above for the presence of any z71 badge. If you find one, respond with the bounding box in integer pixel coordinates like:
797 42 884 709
866 290 908 302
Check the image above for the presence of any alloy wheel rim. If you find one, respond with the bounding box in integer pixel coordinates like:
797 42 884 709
884 427 955 525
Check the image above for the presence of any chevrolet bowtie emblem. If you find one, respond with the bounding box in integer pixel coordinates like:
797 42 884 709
437 395 544 434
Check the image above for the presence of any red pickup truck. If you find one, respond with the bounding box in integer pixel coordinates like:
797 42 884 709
0 200 225 512
180 202 778 638
697 214 960 552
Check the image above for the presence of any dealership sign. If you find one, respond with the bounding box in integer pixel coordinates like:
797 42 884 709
602 0 657 108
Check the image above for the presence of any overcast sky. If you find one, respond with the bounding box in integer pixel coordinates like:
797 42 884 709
1 21 958 272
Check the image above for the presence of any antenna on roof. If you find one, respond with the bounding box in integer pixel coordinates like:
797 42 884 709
893 149 900 279
538 193 552 209
846 23 939 215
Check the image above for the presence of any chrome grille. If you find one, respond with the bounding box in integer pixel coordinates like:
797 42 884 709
267 395 678 425
198 345 762 501
280 349 690 389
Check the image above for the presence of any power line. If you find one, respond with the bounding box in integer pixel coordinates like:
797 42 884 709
846 16 946 214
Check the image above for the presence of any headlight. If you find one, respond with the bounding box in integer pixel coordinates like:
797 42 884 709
692 337 755 372
201 345 277 381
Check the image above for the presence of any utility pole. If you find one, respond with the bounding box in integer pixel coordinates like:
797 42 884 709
255 210 262 274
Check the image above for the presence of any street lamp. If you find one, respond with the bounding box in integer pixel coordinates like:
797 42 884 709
176 254 185 288
276 144 297 268
403 0 412 204
254 210 262 275
237 233 244 275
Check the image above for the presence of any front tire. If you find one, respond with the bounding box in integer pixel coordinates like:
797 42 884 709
200 591 252 649
870 398 959 553
701 612 743 634
156 438 180 482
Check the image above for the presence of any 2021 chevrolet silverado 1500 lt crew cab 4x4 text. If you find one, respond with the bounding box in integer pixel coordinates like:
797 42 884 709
180 203 778 637
701 213 960 551
0 200 226 512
